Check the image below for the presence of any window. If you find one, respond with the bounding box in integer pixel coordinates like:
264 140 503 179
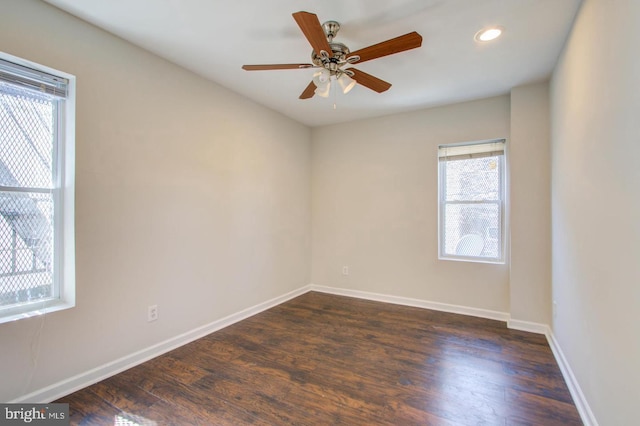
0 53 75 323
438 139 506 263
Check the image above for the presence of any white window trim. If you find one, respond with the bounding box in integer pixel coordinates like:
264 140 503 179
0 52 75 324
437 138 507 264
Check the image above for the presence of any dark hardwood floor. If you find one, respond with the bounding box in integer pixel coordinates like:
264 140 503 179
56 292 582 425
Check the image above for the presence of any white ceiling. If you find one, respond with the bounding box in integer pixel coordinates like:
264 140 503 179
43 0 581 127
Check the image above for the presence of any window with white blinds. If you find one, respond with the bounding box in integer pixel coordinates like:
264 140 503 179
438 139 506 263
0 53 75 323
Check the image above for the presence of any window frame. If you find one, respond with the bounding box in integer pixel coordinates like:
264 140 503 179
0 52 75 324
437 138 507 264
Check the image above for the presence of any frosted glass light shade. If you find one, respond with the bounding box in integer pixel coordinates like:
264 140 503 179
314 81 331 98
338 73 356 94
313 69 330 87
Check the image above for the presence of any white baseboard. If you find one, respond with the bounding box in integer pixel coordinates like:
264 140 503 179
546 330 598 426
309 284 510 322
13 284 312 404
507 319 550 334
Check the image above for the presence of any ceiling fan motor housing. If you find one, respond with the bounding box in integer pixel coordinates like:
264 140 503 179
310 20 350 73
311 42 350 68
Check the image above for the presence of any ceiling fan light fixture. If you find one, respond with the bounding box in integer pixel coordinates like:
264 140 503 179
312 69 331 87
337 73 356 94
314 81 331 98
475 26 503 42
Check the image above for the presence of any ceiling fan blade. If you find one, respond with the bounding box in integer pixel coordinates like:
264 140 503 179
349 68 392 93
299 81 317 99
292 11 333 58
242 64 314 71
347 32 422 64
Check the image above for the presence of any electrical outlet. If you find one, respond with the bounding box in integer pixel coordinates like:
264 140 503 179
148 305 158 322
342 266 349 275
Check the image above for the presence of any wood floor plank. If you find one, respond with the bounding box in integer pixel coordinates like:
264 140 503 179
87 374 160 413
119 362 264 424
505 388 583 425
55 292 582 425
62 389 121 425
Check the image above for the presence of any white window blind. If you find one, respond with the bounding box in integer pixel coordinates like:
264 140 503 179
438 140 505 161
0 58 69 99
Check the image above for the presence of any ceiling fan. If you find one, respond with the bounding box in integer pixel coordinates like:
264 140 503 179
242 11 423 99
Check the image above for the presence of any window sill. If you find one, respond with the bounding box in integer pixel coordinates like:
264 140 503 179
439 255 506 265
0 299 75 325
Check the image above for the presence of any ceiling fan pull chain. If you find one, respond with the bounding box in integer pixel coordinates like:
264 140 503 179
333 78 337 110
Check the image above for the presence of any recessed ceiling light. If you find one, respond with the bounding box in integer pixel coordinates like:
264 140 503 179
475 26 504 42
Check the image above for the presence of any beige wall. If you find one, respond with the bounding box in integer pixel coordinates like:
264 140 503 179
311 96 511 312
551 0 640 423
0 0 311 402
509 82 552 324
